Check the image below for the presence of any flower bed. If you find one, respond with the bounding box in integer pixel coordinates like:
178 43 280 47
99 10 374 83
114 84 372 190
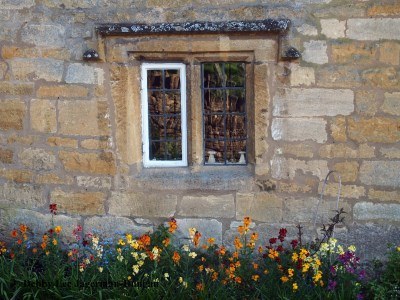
0 204 399 299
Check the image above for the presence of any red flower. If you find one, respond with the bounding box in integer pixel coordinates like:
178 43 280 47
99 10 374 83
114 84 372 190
278 228 287 242
49 203 57 215
269 238 277 244
290 239 298 249
276 245 284 252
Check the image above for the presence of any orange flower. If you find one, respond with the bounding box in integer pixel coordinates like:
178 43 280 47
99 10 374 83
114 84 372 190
138 234 151 249
11 230 18 238
232 251 239 259
162 238 170 247
281 276 289 283
17 239 22 245
253 262 259 270
172 251 180 264
32 248 37 254
234 237 243 250
212 272 218 281
54 226 62 234
198 265 204 272
237 226 245 235
19 224 28 234
193 231 201 247
168 218 177 233
196 283 204 291
243 217 251 228
40 242 46 250
250 232 258 242
235 277 242 284
217 246 226 256
252 274 260 281
52 239 58 246
207 237 215 245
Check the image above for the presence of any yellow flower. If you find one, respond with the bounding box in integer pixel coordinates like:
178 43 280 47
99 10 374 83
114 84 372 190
397 246 400 252
118 239 125 246
188 227 197 239
138 260 144 267
178 277 183 283
348 245 356 252
302 263 310 273
292 252 299 262
293 282 298 291
252 275 260 281
281 276 289 283
313 271 323 283
52 239 57 246
54 226 62 234
288 268 294 278
132 265 139 274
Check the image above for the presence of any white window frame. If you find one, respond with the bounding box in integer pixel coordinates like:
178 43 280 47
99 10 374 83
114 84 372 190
141 63 187 168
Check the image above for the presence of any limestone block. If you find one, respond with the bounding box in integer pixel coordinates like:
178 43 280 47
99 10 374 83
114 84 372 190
0 82 34 95
21 24 65 48
109 191 177 217
0 0 35 9
330 116 347 142
236 192 283 222
47 137 78 148
316 66 363 88
319 143 375 159
331 42 377 65
0 100 25 130
354 202 400 222
333 160 359 182
174 218 222 245
379 147 400 159
368 189 400 202
9 58 63 82
302 40 328 64
347 18 400 40
42 0 98 9
81 138 111 150
271 156 329 180
85 216 153 239
0 183 45 209
379 42 400 65
37 85 89 98
1 209 79 243
179 194 235 218
283 197 352 224
30 99 57 133
273 88 354 117
321 19 346 39
0 169 33 183
59 151 116 175
281 144 314 158
359 161 400 187
271 118 327 143
367 4 400 17
0 147 13 164
362 67 399 88
19 148 56 171
58 100 110 136
348 117 400 143
355 90 379 116
50 189 106 215
76 176 112 190
290 65 315 86
35 173 74 185
297 23 318 36
318 183 365 199
65 63 104 85
382 92 400 116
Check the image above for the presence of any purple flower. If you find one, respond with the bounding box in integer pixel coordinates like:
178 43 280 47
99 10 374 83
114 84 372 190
356 293 364 300
330 265 337 276
358 269 366 280
328 280 337 291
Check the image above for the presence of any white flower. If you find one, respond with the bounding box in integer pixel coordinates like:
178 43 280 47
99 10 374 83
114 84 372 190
189 252 197 258
182 244 190 252
188 227 197 238
141 252 147 260
138 260 144 267
131 252 139 260
178 277 183 283
132 265 140 274
164 273 169 281
98 267 103 273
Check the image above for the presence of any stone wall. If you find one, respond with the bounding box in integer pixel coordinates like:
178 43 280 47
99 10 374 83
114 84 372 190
0 0 399 260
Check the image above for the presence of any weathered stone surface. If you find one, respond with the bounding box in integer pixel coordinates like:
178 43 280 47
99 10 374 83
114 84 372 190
379 42 400 65
174 218 222 245
65 63 104 85
35 173 74 185
58 100 110 136
1 46 70 60
0 148 13 164
297 23 318 36
272 118 327 143
37 85 89 98
0 183 45 208
59 151 116 175
331 42 377 65
333 161 359 182
354 202 400 222
368 189 400 202
321 19 345 39
347 18 400 40
1 209 79 243
355 90 379 116
379 147 400 159
51 189 105 215
85 216 153 239
236 192 283 222
316 66 362 88
271 156 329 180
47 137 78 148
359 161 400 187
76 176 112 190
109 191 177 217
283 197 352 224
281 144 313 158
21 24 65 48
330 116 347 142
335 223 400 261
290 65 315 86
0 169 33 183
319 183 365 199
9 58 63 82
279 181 314 194
319 143 375 159
30 99 57 133
0 0 35 9
367 4 400 17
43 0 99 9
179 194 234 218
348 117 400 143
81 138 111 150
362 67 399 88
19 148 56 171
302 40 328 64
0 100 25 130
273 88 354 117
382 92 400 116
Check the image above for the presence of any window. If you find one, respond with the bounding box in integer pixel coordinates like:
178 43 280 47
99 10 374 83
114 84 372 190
141 63 187 167
202 62 247 165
